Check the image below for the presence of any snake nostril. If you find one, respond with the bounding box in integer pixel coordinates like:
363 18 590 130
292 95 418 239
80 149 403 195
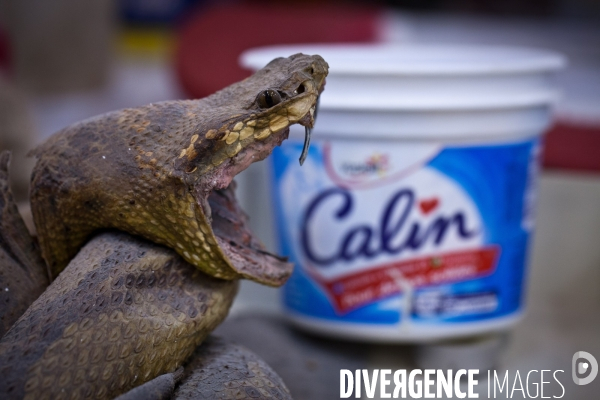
296 83 305 95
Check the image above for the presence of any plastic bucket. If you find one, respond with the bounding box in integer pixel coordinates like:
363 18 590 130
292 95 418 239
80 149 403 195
241 44 565 342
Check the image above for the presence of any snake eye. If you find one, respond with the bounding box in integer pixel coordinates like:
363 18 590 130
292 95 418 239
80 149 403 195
257 89 282 109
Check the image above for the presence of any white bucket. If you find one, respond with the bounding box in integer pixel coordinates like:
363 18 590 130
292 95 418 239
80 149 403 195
241 44 565 342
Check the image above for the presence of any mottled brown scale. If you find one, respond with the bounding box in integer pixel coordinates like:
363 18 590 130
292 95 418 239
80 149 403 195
114 368 184 400
174 336 292 400
29 54 328 286
0 232 238 399
0 152 49 336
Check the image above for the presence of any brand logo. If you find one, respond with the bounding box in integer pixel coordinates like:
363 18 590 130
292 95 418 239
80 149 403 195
301 187 479 268
572 351 598 385
341 153 390 177
323 141 441 190
294 167 486 313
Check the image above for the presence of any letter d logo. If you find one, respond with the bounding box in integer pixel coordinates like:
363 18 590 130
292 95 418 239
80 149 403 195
572 351 598 385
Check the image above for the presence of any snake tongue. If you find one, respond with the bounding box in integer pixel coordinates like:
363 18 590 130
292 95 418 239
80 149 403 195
298 96 320 166
299 126 311 166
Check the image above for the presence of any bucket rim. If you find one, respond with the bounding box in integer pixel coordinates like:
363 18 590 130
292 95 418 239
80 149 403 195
241 43 566 76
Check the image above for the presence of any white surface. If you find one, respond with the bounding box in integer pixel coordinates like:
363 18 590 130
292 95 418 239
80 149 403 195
288 106 553 139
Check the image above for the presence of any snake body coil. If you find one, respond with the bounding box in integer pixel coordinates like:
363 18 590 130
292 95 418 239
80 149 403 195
1 232 237 399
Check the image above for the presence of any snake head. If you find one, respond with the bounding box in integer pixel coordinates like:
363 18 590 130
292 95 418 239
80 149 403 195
168 54 328 286
175 53 327 183
186 54 327 286
29 54 328 286
164 54 328 286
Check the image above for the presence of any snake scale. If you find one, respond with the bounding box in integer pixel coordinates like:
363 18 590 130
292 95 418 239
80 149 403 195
0 54 328 399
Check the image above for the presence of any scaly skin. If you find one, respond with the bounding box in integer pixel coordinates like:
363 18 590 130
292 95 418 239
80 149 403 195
0 232 237 400
30 54 328 286
0 54 329 399
174 336 292 399
0 152 49 336
114 368 183 400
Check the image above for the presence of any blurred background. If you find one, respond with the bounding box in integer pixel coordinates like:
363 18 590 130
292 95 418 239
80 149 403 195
0 0 598 399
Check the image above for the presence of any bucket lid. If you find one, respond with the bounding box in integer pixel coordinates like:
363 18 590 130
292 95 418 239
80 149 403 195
240 44 566 111
242 43 565 75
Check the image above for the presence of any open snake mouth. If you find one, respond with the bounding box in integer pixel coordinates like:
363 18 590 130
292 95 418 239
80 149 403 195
194 93 324 286
198 161 289 286
208 181 289 277
193 113 311 286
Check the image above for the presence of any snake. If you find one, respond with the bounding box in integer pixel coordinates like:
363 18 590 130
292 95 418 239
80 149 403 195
0 53 328 399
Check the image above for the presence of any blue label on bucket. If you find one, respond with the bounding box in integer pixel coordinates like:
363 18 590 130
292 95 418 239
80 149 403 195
270 137 540 327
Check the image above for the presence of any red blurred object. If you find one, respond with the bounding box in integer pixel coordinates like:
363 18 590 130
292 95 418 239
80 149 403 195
543 121 600 173
176 3 380 99
0 25 12 75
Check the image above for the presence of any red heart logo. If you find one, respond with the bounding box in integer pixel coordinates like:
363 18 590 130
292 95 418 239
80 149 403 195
418 198 439 215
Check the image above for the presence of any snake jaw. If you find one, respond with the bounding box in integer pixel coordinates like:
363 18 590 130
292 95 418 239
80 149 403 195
189 124 294 286
205 184 293 286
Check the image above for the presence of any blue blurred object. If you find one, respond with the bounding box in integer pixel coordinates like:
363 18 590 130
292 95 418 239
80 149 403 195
120 0 205 25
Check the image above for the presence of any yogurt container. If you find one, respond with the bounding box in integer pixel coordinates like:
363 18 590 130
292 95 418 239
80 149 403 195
241 44 565 342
